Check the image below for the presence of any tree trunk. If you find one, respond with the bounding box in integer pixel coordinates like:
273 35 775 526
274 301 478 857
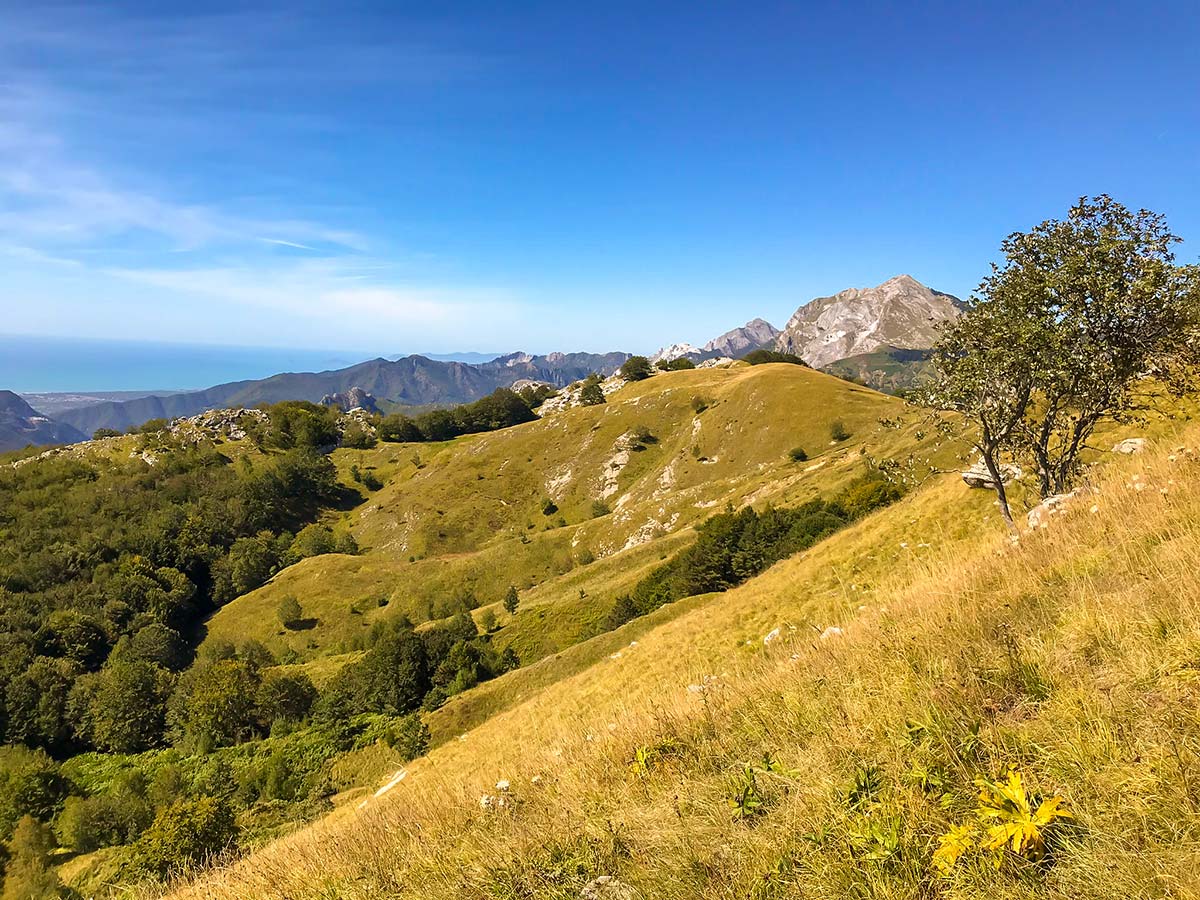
979 445 1018 534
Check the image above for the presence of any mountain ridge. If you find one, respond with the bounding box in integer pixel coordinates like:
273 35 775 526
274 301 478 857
0 390 87 451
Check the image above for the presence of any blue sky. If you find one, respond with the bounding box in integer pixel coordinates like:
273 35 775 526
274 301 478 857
2 1 1198 356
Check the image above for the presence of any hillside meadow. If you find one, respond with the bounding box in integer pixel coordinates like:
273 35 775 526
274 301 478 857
155 406 1200 898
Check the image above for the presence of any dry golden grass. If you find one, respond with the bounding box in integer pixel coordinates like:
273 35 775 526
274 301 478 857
158 419 1200 899
200 364 951 671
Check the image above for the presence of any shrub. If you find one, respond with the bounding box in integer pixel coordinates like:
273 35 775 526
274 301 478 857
541 498 558 516
579 374 606 406
255 671 317 728
788 447 808 462
277 595 304 629
340 422 376 449
658 357 695 371
591 500 611 518
503 585 519 615
2 816 63 900
619 356 654 381
830 420 850 442
132 797 238 878
742 349 808 366
384 713 430 761
92 427 122 440
690 395 710 413
628 425 657 448
604 595 639 631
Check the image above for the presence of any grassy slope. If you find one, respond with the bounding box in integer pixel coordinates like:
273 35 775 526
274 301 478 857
160 419 1200 900
200 364 947 672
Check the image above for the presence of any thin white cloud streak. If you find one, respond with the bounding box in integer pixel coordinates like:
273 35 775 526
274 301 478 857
0 117 366 254
105 260 522 330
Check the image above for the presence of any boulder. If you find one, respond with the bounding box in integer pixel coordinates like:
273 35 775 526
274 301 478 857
1111 438 1146 455
1026 490 1079 529
961 459 1021 489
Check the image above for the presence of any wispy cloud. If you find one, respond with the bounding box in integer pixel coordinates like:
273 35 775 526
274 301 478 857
0 6 520 347
106 259 519 329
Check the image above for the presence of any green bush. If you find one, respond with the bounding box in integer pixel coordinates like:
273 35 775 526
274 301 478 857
741 349 808 366
788 447 808 462
619 356 654 381
578 374 606 406
0 748 73 842
277 595 304 629
503 585 519 615
657 357 695 371
830 420 850 442
131 796 238 878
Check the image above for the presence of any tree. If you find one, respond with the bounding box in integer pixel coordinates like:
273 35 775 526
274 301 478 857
578 374 606 406
131 797 237 878
122 623 188 671
924 196 1200 527
173 659 259 749
277 595 304 629
503 585 519 616
0 748 72 841
2 816 63 900
323 621 430 718
255 670 316 729
604 595 639 631
620 356 654 381
89 659 173 753
377 414 422 443
4 657 76 755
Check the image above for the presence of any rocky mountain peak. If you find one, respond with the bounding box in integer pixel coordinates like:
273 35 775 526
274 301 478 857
702 318 781 357
774 275 961 368
651 342 702 363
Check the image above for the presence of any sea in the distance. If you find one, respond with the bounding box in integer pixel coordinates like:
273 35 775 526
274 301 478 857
0 334 385 394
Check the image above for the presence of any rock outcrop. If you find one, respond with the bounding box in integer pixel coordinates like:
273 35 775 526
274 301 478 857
1112 438 1146 455
1027 489 1081 529
961 459 1021 489
321 386 380 413
775 275 963 368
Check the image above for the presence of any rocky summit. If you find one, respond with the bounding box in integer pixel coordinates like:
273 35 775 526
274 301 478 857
774 274 963 368
702 317 781 358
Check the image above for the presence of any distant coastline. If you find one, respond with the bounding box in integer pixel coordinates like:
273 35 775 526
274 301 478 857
0 335 501 394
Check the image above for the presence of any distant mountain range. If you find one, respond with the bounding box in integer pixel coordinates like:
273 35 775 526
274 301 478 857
3 275 964 448
52 352 631 437
0 390 87 452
